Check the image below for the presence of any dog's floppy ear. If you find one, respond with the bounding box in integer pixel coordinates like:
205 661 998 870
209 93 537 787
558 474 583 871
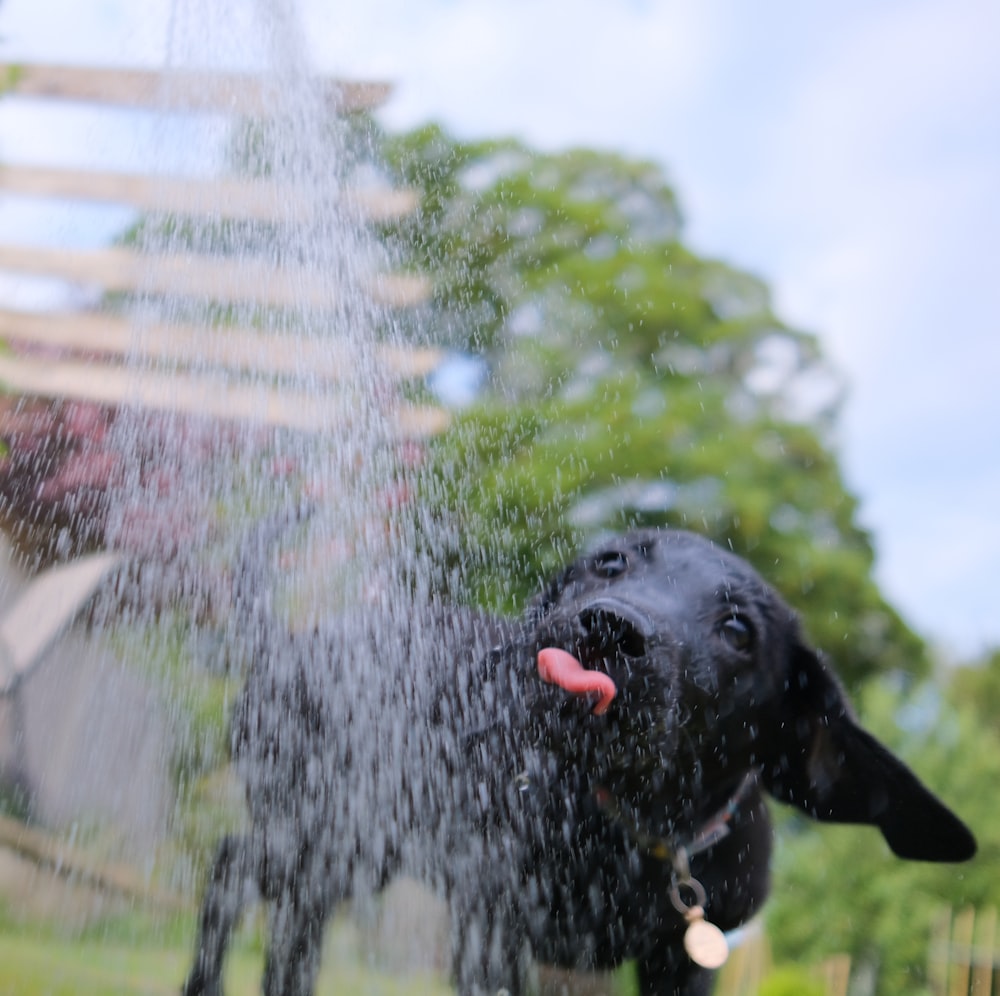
760 643 976 862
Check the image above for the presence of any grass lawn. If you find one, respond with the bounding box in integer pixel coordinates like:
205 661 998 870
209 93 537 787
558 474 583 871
0 921 454 996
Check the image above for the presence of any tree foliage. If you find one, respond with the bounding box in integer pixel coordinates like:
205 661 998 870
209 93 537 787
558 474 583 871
378 127 999 991
382 124 925 689
950 646 1000 737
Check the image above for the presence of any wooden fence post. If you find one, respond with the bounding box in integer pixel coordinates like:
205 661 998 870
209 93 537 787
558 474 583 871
819 953 852 996
950 908 977 996
972 907 996 995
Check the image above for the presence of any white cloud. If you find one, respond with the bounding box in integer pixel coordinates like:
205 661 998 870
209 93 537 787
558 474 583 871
870 484 1000 658
302 0 724 155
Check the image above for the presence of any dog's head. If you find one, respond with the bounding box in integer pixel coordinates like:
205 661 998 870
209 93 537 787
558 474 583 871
523 528 975 862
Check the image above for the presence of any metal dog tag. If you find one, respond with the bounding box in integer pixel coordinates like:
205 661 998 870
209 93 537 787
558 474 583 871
682 906 729 969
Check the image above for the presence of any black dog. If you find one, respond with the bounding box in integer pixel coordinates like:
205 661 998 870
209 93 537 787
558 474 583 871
183 528 975 996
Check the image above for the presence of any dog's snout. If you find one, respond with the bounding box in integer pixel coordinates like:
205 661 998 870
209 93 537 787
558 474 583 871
578 605 649 659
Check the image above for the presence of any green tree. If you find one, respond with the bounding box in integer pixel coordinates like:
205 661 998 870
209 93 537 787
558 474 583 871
950 647 1000 737
382 124 925 689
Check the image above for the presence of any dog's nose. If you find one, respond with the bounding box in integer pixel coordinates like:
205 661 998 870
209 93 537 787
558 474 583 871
577 598 652 659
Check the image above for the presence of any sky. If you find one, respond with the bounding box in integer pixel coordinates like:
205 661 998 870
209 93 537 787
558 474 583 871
0 0 997 658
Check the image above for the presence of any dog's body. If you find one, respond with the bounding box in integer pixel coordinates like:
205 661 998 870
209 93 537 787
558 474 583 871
184 529 975 996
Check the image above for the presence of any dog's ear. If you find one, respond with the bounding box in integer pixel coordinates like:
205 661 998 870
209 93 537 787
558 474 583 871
760 643 976 863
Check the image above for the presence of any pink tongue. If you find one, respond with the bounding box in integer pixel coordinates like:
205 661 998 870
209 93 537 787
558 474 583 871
537 647 617 716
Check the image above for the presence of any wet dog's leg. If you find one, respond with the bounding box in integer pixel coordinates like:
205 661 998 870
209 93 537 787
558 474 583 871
262 887 332 996
183 835 258 996
450 891 529 996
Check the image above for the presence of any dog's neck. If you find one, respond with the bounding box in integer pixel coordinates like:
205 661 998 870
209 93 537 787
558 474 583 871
593 769 760 872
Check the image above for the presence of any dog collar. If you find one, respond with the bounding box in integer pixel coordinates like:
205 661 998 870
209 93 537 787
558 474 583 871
592 769 759 870
509 767 756 970
592 770 758 971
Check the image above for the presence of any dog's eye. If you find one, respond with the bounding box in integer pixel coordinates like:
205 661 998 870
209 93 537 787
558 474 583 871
590 551 629 578
719 616 753 652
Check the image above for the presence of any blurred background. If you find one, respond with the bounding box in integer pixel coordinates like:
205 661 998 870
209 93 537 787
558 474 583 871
2 0 998 656
0 1 997 994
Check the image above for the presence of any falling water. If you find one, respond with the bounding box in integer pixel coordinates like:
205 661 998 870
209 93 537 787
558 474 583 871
111 0 447 889
4 0 463 976
112 0 406 615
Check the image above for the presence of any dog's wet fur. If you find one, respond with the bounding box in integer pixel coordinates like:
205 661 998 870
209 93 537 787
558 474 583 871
183 528 975 996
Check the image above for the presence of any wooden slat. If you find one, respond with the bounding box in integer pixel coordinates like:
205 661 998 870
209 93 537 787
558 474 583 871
819 954 851 996
0 812 189 912
929 908 952 996
948 908 975 996
0 63 390 114
971 907 996 995
0 552 121 693
352 188 423 224
0 245 430 309
0 352 450 437
0 309 443 380
0 164 419 224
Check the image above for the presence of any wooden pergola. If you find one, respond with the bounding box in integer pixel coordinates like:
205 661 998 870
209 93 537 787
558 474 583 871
0 61 446 684
0 62 443 435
